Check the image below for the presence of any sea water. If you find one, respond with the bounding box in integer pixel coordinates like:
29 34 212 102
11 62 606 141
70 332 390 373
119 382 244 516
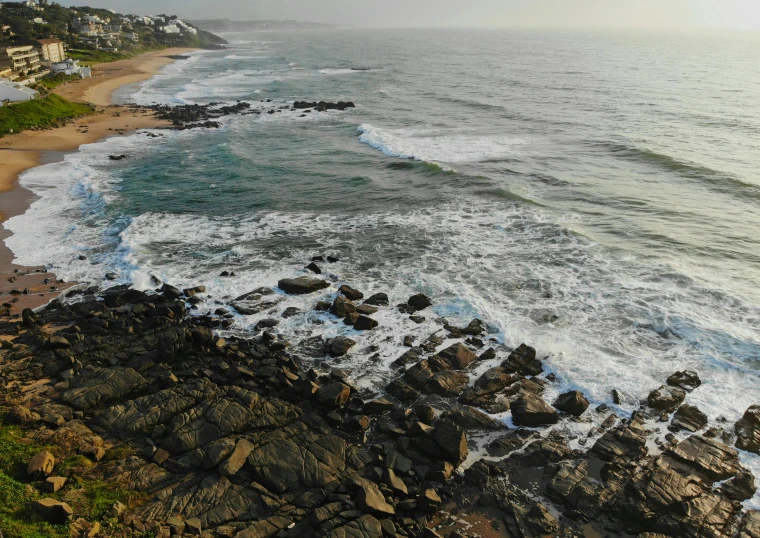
6 28 760 502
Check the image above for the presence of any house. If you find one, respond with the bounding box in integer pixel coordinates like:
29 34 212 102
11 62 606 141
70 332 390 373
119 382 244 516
124 33 139 42
36 38 65 63
0 42 42 79
0 77 38 102
51 58 90 78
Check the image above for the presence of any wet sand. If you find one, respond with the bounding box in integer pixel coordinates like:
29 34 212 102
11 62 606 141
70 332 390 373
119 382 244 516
0 48 197 318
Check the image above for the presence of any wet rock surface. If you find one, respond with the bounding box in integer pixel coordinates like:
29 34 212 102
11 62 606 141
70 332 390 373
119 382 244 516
0 276 757 538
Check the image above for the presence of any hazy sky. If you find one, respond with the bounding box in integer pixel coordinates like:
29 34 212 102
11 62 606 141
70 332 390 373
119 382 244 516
57 0 760 30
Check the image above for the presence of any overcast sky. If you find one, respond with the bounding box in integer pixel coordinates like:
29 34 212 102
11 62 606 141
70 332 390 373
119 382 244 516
56 0 760 30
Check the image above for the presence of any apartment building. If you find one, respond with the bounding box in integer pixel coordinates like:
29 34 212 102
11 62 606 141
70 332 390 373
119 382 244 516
37 38 65 63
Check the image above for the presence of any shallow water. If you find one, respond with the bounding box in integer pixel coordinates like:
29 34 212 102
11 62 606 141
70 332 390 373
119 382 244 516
5 28 760 499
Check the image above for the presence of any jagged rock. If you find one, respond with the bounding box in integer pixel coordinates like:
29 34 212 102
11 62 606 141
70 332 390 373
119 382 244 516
364 398 395 415
328 337 357 357
363 293 389 306
520 437 572 466
473 366 516 394
740 511 760 538
354 315 379 331
355 479 395 515
332 295 356 317
185 517 202 535
32 498 73 524
430 343 477 370
510 394 558 427
426 371 469 396
418 488 441 514
443 405 505 431
415 404 436 424
668 435 744 480
612 388 640 406
316 382 351 408
553 390 590 416
383 469 407 495
591 425 648 462
219 439 255 476
326 515 383 538
647 385 686 412
407 293 432 311
27 450 55 478
426 461 455 483
502 344 542 376
62 367 148 411
667 370 702 391
405 360 435 389
71 518 100 538
386 378 420 402
22 307 39 326
736 405 760 455
7 405 40 425
721 471 757 502
44 476 67 493
339 285 364 301
433 419 468 465
278 276 330 295
670 404 708 432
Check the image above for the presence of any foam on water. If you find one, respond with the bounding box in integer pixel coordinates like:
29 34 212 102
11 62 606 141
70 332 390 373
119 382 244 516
357 123 529 164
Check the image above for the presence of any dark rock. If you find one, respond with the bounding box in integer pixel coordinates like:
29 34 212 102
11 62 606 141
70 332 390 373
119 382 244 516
426 371 469 396
670 404 708 433
667 370 702 391
433 419 468 466
328 337 357 357
510 394 559 427
22 307 39 326
306 262 322 274
668 435 744 480
430 343 477 371
339 285 364 301
591 425 648 462
647 385 686 412
365 398 395 415
355 479 395 515
721 471 757 502
736 405 760 455
417 488 441 514
414 404 436 424
364 293 389 307
553 391 589 417
331 295 356 317
407 294 432 311
316 382 351 408
278 276 330 295
443 405 505 431
27 450 55 477
354 315 379 331
502 344 542 376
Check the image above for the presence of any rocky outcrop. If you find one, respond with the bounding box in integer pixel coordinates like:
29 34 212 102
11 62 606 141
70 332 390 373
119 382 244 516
278 276 330 295
736 405 760 455
511 393 559 426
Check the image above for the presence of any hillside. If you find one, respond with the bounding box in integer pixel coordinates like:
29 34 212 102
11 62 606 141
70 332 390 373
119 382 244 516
189 19 334 33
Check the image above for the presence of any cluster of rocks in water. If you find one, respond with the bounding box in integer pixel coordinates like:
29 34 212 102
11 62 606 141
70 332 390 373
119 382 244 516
1 266 759 538
122 99 357 132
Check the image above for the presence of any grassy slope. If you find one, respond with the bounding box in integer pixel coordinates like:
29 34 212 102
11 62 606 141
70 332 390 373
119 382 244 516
0 417 144 538
0 94 94 136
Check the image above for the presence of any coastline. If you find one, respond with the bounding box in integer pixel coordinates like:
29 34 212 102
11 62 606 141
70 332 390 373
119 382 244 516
0 47 197 318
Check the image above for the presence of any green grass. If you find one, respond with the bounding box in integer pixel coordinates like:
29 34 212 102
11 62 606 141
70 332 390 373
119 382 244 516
0 94 94 136
0 416 145 538
66 48 142 66
32 74 82 92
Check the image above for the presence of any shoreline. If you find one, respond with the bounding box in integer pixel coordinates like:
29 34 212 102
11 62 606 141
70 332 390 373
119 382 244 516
0 47 197 318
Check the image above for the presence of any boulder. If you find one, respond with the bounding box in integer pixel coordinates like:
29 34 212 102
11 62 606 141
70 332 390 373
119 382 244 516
355 479 395 515
591 425 648 462
721 471 757 502
415 404 436 424
364 398 395 415
383 468 408 495
473 367 516 394
430 343 477 370
316 382 351 408
407 293 432 311
354 315 379 331
736 405 760 455
443 405 505 431
502 344 542 376
667 370 702 391
668 435 744 480
7 405 40 425
647 385 686 412
418 488 441 514
339 285 364 301
22 307 39 326
511 394 559 427
44 476 67 493
426 371 469 397
363 293 389 306
426 461 455 483
553 391 589 417
670 404 708 433
278 277 330 295
27 450 55 478
328 337 356 357
433 419 468 466
32 498 73 524
331 295 356 317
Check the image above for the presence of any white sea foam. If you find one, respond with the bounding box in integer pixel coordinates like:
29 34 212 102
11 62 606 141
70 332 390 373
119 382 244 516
318 68 363 75
357 123 528 164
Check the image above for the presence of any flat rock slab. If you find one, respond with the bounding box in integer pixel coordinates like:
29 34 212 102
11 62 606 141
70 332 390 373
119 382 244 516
278 277 330 295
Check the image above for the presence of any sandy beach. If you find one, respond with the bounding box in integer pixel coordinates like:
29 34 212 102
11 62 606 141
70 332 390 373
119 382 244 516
0 47 197 317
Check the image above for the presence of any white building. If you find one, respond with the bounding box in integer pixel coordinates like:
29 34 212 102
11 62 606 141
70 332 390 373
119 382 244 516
0 77 38 103
160 24 181 34
51 58 91 78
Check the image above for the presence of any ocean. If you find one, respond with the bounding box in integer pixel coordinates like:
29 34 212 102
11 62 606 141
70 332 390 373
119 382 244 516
6 28 760 497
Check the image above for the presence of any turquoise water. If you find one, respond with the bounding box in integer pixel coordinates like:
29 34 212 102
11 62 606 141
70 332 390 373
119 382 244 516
5 30 760 474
